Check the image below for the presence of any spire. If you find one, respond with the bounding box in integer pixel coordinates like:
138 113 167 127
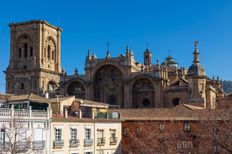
87 48 90 57
125 45 129 55
106 50 110 59
86 49 91 61
193 40 200 64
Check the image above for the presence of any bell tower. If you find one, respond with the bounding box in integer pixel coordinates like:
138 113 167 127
5 20 62 95
144 48 152 66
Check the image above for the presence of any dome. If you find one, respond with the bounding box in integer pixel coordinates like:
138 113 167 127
187 63 206 77
163 56 178 67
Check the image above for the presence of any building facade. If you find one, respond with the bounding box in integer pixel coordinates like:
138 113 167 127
5 20 224 109
0 105 51 154
51 119 121 154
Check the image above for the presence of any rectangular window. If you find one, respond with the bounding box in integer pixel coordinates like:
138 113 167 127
97 129 104 138
110 129 116 138
123 127 129 136
85 152 93 154
183 122 191 132
85 128 91 140
55 128 62 141
0 129 5 143
71 128 77 141
34 128 43 141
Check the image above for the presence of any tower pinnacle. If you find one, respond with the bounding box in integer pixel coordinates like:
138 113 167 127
193 40 200 64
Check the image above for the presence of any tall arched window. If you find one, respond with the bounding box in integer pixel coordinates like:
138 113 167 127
24 43 28 58
21 83 24 90
47 45 51 59
19 48 22 58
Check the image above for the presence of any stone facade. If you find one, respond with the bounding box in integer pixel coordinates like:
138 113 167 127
5 20 61 95
5 20 224 109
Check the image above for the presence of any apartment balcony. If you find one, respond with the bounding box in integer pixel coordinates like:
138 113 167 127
0 107 50 120
32 140 45 150
69 139 79 148
84 139 93 147
110 137 117 145
53 140 64 149
97 137 106 146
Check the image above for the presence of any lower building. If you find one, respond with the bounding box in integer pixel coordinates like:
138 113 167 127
114 104 231 154
0 105 51 154
51 116 121 154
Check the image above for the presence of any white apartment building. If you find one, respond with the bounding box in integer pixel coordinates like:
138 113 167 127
0 105 51 154
51 118 121 154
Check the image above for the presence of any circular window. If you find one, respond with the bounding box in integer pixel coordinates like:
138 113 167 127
142 98 150 107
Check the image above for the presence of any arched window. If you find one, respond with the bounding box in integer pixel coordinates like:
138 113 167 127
30 47 33 57
19 48 22 58
172 98 181 106
24 43 28 58
67 81 85 99
142 98 150 107
52 51 54 60
20 83 24 90
47 45 51 59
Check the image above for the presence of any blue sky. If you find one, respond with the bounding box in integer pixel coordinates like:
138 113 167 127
0 0 232 93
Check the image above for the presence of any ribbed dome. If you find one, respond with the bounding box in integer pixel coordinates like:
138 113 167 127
164 56 178 67
187 63 206 77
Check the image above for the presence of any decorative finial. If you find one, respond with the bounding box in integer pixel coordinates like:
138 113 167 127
168 49 171 56
87 49 90 57
126 45 129 54
156 59 159 65
194 40 199 50
74 68 78 76
193 40 200 64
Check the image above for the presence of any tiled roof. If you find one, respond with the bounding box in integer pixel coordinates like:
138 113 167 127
111 104 209 121
0 93 12 100
52 116 121 123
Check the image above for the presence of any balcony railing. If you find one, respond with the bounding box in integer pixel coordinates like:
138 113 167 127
53 140 64 148
32 140 45 150
97 137 106 146
95 112 120 119
0 107 49 119
110 137 117 145
84 139 93 146
69 139 79 148
0 141 30 151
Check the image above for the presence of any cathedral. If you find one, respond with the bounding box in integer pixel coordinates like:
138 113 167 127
5 20 224 109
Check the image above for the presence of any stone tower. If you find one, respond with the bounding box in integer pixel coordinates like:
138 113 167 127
187 41 207 103
5 20 62 95
144 48 152 67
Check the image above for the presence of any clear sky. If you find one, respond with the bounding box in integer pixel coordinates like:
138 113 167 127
0 0 232 93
